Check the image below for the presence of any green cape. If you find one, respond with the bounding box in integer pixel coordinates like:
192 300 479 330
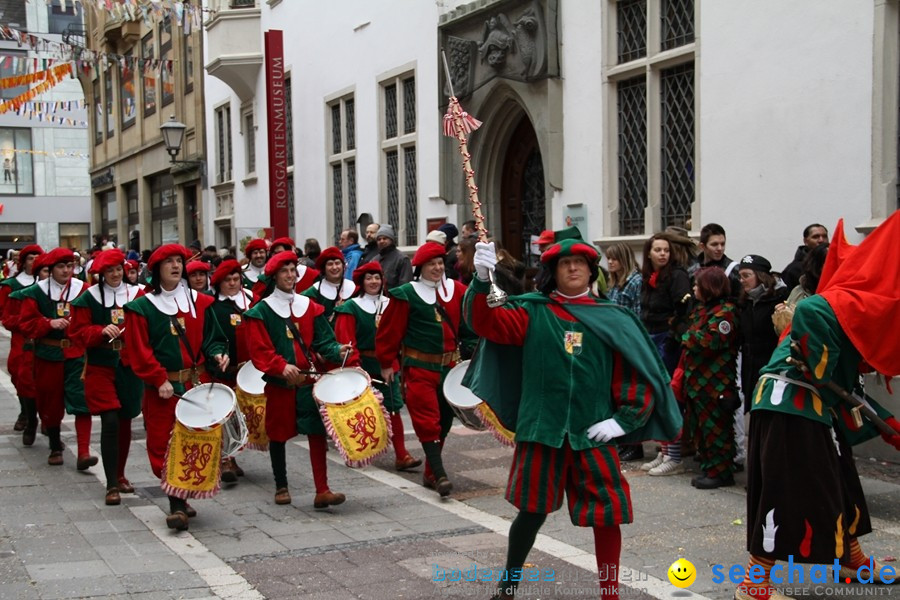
462 292 682 444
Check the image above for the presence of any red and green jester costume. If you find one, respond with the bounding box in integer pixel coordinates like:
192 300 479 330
738 212 900 600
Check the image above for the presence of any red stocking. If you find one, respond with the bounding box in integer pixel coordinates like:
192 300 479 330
74 414 92 458
308 434 329 493
593 525 621 600
391 413 409 459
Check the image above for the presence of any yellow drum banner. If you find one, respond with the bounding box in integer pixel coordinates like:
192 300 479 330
161 421 223 499
319 387 392 467
236 387 268 450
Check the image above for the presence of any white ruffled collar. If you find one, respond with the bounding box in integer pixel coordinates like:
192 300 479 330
145 280 197 317
316 277 356 301
411 276 454 304
244 263 264 280
14 271 36 287
262 287 310 318
88 281 140 308
218 289 253 311
38 276 84 301
352 293 389 315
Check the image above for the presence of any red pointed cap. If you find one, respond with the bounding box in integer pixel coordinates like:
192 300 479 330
90 249 126 275
210 259 242 287
185 260 211 275
265 250 299 278
244 238 269 255
147 244 192 272
315 246 345 271
412 241 446 267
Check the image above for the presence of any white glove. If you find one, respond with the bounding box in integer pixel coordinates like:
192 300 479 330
473 241 497 282
586 419 625 443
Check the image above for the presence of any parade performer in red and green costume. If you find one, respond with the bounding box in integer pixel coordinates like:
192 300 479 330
242 238 269 289
0 244 43 437
207 259 254 484
465 238 681 600
681 266 740 489
333 261 422 471
376 240 475 497
70 249 144 505
124 244 230 531
248 237 320 301
244 251 353 507
19 248 95 468
736 212 900 600
302 246 356 322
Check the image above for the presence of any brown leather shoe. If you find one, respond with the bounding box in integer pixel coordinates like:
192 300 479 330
117 477 135 494
274 487 291 505
48 450 64 466
185 503 197 518
435 476 453 497
22 428 36 447
422 474 436 490
313 490 346 509
76 455 98 471
105 489 121 506
395 455 423 471
13 413 26 431
165 511 189 531
220 458 238 484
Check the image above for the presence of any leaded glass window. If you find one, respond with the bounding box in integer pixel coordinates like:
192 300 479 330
617 0 646 64
331 104 341 154
345 98 355 151
404 147 417 246
403 77 416 134
661 0 694 51
347 160 357 228
385 84 397 139
660 63 694 230
386 150 399 235
332 164 343 244
617 76 647 235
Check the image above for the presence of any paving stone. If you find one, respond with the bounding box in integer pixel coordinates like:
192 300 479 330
33 576 126 599
25 559 112 581
104 552 192 575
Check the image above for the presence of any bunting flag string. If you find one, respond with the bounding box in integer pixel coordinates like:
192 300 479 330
0 63 69 90
0 147 89 159
0 62 73 115
24 0 215 29
13 99 86 113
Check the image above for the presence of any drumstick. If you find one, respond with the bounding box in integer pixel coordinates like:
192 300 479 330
172 393 211 412
339 342 352 370
107 327 125 343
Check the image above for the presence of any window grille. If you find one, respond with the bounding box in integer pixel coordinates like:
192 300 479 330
332 164 343 244
403 147 417 246
617 76 648 235
385 84 397 139
661 0 694 51
617 0 646 63
386 150 399 235
660 63 695 230
403 77 416 134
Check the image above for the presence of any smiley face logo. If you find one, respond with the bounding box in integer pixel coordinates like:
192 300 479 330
668 558 696 588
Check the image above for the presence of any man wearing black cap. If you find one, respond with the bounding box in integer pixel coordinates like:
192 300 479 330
438 223 459 280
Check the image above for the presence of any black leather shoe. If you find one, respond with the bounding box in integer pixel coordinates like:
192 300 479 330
617 445 644 462
693 474 735 490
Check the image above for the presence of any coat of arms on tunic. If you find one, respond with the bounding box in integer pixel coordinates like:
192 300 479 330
564 331 583 356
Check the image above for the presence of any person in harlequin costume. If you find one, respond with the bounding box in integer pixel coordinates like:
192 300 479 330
301 246 355 322
735 212 900 600
243 251 354 507
465 238 681 600
0 244 43 434
333 261 422 471
185 260 211 294
69 249 145 506
123 244 230 531
207 259 254 484
375 240 474 498
242 239 269 289
679 267 739 490
249 237 320 301
18 248 94 468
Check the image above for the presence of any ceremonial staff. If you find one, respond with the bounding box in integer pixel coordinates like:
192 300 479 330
440 50 507 308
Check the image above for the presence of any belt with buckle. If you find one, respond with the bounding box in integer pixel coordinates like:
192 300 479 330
166 363 206 384
359 349 377 358
37 337 71 348
110 340 123 351
403 347 459 366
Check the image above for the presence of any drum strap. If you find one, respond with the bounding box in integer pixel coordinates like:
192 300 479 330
169 316 203 369
283 317 317 369
433 301 459 350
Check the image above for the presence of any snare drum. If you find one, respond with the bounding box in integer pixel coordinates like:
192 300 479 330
176 383 248 458
443 360 515 446
236 362 268 450
313 367 391 467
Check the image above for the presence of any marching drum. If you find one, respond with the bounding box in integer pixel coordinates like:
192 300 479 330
176 383 248 458
443 360 515 446
236 362 269 449
442 360 487 431
313 367 391 467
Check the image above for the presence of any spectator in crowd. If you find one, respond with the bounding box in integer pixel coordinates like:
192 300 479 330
374 225 413 289
663 227 701 278
186 261 211 293
780 223 828 291
639 232 692 475
605 243 642 315
301 239 321 269
536 230 555 254
438 223 459 280
736 255 788 414
454 237 476 285
494 243 526 296
461 220 477 239
680 267 739 489
697 223 741 298
339 229 364 278
360 223 380 265
772 243 829 336
202 245 218 261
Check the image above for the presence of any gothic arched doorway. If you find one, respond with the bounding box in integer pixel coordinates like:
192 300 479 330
500 116 545 268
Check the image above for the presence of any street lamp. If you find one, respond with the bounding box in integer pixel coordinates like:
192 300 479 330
160 115 204 172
